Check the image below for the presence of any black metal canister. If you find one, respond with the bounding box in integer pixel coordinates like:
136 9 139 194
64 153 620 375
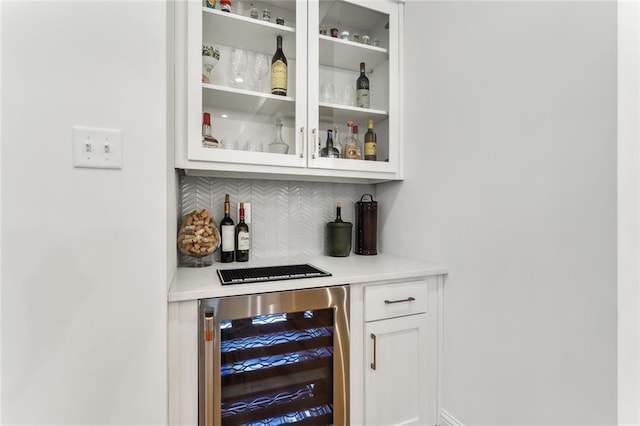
355 194 377 255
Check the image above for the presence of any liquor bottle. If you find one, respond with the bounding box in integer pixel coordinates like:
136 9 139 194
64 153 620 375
271 35 288 96
202 112 219 149
333 126 343 157
220 194 235 262
235 203 250 262
320 129 340 158
353 124 363 160
342 121 359 160
356 62 370 108
364 119 377 161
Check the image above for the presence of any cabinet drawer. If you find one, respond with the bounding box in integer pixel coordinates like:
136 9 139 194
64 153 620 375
365 280 428 322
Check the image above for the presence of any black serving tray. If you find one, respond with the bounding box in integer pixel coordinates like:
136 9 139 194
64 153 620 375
217 263 332 285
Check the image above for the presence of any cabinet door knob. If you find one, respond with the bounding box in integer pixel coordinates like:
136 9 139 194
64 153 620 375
384 296 416 304
299 126 305 158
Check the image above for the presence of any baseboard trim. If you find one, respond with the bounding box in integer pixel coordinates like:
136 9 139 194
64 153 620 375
441 409 465 426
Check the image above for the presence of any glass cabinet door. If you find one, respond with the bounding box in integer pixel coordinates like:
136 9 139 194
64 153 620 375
307 0 399 174
186 0 307 168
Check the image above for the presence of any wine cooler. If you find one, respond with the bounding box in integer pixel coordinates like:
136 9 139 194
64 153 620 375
198 286 350 426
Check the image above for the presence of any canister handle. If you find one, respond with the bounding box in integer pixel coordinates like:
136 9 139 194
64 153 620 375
360 194 375 202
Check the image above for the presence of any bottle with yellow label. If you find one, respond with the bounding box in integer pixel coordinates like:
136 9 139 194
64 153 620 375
271 35 287 96
364 119 377 161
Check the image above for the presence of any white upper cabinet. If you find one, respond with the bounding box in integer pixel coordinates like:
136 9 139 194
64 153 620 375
174 0 403 183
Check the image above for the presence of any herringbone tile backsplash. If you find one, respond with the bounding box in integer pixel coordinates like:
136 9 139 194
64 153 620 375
178 176 375 263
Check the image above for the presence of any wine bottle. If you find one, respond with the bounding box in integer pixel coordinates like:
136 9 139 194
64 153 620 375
356 62 370 108
220 194 235 262
320 129 340 158
235 203 250 262
364 119 377 161
271 35 288 96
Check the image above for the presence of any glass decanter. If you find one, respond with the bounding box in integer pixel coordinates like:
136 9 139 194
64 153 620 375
268 119 289 154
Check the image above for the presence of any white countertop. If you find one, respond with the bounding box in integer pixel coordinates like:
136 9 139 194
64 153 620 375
168 254 448 302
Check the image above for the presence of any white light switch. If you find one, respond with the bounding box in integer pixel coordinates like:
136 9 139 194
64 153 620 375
73 126 122 169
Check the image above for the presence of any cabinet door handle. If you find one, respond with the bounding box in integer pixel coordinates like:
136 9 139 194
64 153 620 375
299 126 305 158
370 333 377 370
384 296 416 304
311 128 318 159
204 311 215 426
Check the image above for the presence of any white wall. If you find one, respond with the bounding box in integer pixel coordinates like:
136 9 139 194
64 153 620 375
618 3 640 425
379 2 617 424
1 2 168 424
0 0 3 420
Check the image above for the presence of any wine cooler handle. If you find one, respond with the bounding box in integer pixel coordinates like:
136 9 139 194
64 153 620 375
204 312 215 426
384 296 416 304
312 128 318 159
299 126 305 158
370 333 377 370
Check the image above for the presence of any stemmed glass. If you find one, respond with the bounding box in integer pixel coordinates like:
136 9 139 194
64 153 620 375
251 54 270 92
321 83 336 103
230 48 248 87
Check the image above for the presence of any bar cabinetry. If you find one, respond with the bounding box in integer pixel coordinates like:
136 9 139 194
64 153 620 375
174 0 403 183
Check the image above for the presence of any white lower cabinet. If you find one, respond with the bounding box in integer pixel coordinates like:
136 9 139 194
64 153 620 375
353 276 442 426
168 272 445 426
365 314 430 425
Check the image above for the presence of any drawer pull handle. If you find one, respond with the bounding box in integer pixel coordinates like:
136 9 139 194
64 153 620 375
384 296 416 305
370 333 377 370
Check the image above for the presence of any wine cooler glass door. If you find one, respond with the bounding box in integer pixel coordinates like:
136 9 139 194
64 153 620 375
199 286 349 426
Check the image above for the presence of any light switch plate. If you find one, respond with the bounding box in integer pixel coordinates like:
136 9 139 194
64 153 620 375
73 126 122 169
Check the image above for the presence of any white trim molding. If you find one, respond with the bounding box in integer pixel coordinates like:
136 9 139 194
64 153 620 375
441 409 465 426
618 2 640 425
